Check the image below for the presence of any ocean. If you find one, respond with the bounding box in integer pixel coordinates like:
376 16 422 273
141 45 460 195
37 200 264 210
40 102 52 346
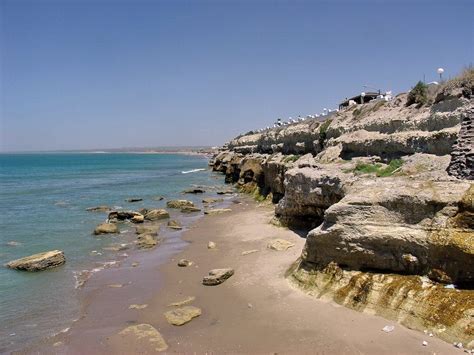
0 153 226 352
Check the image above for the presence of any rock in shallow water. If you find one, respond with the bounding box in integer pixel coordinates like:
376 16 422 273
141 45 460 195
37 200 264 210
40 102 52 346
167 220 182 230
136 234 159 249
135 224 160 235
144 209 170 221
86 205 110 212
6 250 66 271
202 268 234 285
167 200 194 209
94 222 119 235
164 306 201 325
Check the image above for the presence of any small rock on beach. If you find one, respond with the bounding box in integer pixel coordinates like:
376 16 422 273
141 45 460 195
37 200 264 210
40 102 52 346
204 208 232 215
208 241 217 249
178 259 192 267
202 268 234 286
167 199 194 209
164 306 202 326
168 296 196 307
267 239 295 251
144 209 170 221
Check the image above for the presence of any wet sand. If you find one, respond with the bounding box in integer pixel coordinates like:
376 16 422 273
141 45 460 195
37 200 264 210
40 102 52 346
29 196 460 354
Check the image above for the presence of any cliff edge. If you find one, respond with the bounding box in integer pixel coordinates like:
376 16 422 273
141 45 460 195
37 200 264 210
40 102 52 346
210 70 474 347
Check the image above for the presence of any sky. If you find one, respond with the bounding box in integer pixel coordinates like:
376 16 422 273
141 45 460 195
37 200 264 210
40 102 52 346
1 0 473 152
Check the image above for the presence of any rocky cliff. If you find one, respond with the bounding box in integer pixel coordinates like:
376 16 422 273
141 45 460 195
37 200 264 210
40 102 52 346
210 70 474 346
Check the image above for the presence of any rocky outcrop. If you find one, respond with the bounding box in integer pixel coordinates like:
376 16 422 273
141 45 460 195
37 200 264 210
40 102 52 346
6 250 66 271
209 73 474 345
290 261 474 345
447 107 473 179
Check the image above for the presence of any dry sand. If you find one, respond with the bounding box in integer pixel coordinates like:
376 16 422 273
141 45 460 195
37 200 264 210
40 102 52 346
30 196 460 354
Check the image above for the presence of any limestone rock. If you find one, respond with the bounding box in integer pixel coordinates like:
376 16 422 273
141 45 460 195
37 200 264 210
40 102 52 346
202 268 234 285
167 220 182 230
178 259 192 267
302 179 473 284
144 209 170 221
118 324 168 352
136 234 158 249
164 306 201 326
267 239 295 251
207 241 216 249
6 250 65 271
167 200 194 209
204 208 232 215
94 223 119 235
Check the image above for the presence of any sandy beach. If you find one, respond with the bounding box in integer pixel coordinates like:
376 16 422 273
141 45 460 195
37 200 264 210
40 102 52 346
28 195 461 354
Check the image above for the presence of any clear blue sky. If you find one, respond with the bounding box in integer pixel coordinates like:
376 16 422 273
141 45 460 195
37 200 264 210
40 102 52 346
1 0 473 151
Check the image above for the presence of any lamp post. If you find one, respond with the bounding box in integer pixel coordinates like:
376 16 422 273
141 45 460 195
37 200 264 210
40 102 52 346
361 92 366 104
437 68 445 81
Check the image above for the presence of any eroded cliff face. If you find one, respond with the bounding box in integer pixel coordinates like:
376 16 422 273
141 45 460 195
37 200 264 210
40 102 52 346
210 78 474 345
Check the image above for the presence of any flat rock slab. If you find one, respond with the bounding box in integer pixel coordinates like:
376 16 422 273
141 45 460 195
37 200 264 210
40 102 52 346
164 306 201 326
6 250 65 271
204 208 232 215
267 239 295 251
202 268 234 286
117 324 168 352
94 223 119 235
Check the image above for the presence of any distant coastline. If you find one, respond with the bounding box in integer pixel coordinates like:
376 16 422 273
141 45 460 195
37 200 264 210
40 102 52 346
0 146 219 156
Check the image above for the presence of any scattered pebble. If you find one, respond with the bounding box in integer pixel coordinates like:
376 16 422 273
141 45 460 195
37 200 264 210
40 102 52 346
108 284 123 288
208 241 216 249
129 304 148 310
382 325 394 333
422 341 428 346
242 249 259 256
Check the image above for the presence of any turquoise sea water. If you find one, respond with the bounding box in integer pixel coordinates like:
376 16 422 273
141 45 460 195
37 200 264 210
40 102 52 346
0 153 225 352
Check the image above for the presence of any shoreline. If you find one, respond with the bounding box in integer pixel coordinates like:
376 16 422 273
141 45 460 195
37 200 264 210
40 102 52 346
28 195 460 354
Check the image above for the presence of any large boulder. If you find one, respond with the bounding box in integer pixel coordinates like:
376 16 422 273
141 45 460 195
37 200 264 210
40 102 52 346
302 179 473 284
6 250 65 271
94 223 119 235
